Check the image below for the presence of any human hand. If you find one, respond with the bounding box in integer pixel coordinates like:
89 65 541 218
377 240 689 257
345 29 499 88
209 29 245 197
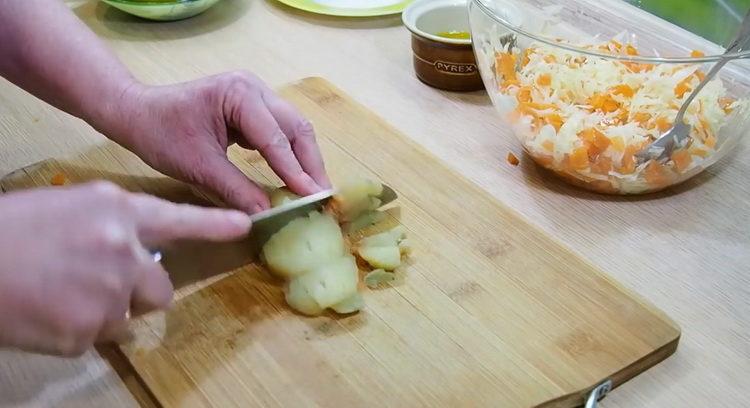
0 181 251 356
94 72 331 214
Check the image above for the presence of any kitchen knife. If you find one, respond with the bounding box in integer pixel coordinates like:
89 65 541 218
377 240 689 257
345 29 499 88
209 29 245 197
158 184 398 290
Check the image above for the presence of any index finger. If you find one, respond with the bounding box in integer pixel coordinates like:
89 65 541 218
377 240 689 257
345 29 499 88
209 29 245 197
261 90 331 189
238 96 322 196
127 193 252 246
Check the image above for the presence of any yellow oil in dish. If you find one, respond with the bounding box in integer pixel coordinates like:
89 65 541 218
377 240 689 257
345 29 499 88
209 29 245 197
436 30 471 40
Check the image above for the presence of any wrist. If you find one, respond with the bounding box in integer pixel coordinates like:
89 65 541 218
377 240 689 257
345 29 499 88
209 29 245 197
83 78 148 147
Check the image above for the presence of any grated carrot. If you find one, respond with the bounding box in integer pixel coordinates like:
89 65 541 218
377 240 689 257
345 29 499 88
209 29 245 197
588 93 619 113
655 116 672 132
522 48 534 67
545 113 564 131
537 73 552 86
542 140 554 152
644 161 670 188
633 112 652 125
580 128 611 157
516 86 532 103
618 145 639 174
500 78 520 90
506 152 520 166
569 147 590 170
671 149 692 172
50 173 67 186
612 84 634 98
590 156 613 175
610 136 625 152
674 77 692 98
496 52 517 81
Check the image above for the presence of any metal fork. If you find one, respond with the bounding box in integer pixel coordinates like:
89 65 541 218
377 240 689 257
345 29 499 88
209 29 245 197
635 8 750 164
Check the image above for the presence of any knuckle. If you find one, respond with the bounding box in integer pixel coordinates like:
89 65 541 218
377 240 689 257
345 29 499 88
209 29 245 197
295 118 316 140
92 220 132 253
259 127 290 152
224 70 256 89
57 311 101 356
87 181 123 199
100 272 127 297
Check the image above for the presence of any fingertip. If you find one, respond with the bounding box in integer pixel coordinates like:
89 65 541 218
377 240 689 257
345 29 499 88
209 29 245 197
317 175 333 190
251 204 265 214
287 173 324 196
225 210 252 231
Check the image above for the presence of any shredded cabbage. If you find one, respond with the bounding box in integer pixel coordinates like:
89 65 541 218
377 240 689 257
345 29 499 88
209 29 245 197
488 38 748 193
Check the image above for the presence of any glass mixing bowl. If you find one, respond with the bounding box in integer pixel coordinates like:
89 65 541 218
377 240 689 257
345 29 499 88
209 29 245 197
468 0 750 194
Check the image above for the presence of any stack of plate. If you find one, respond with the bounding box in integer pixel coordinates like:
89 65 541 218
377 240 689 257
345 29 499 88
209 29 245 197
275 0 413 17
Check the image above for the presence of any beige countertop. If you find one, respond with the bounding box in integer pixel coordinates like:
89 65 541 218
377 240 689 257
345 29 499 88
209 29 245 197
0 0 748 407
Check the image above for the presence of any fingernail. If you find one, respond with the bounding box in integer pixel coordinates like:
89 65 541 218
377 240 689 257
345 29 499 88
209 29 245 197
251 204 265 214
227 210 252 228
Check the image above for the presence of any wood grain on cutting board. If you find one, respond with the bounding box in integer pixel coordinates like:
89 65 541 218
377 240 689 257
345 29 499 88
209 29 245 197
0 78 680 408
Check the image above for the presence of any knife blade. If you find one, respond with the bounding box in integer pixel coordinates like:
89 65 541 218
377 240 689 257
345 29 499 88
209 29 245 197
158 184 398 290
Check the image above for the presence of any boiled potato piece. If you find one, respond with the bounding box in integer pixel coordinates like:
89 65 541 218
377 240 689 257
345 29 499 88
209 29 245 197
337 179 383 204
364 269 395 288
358 246 401 270
285 279 323 316
331 179 383 221
368 197 382 210
398 239 412 255
360 226 406 248
270 187 300 208
331 293 364 314
262 211 345 279
294 255 359 308
343 210 386 234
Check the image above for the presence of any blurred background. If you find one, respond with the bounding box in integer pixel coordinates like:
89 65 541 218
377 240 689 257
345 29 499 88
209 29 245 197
631 0 750 46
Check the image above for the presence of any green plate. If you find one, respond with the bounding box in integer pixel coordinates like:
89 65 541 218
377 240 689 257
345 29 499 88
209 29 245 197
274 0 413 17
100 0 222 21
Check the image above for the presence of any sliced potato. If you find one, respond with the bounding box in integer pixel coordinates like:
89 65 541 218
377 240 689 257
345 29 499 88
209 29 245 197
331 293 364 314
295 255 359 308
330 179 384 221
364 269 395 288
343 210 386 234
360 225 406 248
368 197 382 211
358 246 401 270
398 239 412 255
261 178 407 316
337 179 383 203
285 278 323 316
262 211 345 279
270 187 300 208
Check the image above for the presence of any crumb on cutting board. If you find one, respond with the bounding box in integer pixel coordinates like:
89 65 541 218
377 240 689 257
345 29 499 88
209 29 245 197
507 152 520 166
50 172 67 186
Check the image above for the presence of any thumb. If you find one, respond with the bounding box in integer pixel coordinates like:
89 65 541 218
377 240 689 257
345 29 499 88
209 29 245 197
194 155 270 214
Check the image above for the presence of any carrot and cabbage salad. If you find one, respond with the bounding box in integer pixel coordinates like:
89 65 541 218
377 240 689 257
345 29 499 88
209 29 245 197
492 39 745 193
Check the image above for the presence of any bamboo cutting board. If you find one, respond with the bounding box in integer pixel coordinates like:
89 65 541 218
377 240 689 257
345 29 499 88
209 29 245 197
0 78 679 408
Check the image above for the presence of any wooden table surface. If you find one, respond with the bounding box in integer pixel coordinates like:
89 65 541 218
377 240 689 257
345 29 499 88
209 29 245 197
0 0 748 407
